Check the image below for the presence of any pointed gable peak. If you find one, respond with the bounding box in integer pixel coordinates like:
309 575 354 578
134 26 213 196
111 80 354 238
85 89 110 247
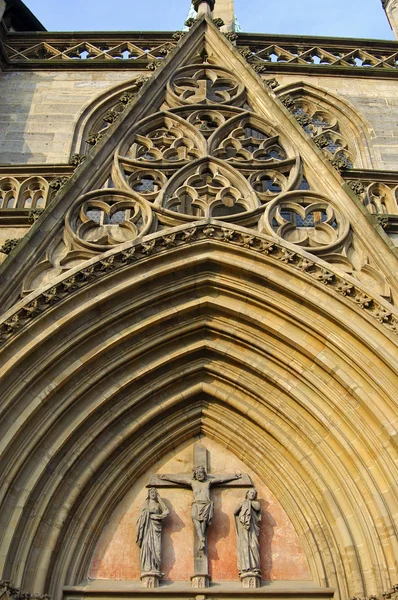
0 16 397 311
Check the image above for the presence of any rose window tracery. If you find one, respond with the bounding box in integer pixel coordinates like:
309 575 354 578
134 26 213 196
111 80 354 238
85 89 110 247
20 60 386 301
64 72 355 263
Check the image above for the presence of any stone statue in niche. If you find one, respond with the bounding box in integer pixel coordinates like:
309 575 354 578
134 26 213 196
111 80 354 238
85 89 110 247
136 488 169 587
149 443 252 589
234 488 262 588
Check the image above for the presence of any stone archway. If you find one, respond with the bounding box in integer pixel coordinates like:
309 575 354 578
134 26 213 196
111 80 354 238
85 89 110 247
0 231 397 600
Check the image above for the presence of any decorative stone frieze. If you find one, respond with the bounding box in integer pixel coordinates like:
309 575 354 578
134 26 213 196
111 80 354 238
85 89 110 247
1 222 397 348
3 30 398 78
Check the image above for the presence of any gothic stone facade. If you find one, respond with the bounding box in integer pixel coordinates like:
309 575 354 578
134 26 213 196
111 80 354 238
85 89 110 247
0 4 398 600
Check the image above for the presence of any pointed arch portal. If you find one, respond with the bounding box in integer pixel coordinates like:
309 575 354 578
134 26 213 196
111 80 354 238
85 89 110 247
0 226 397 600
0 15 397 600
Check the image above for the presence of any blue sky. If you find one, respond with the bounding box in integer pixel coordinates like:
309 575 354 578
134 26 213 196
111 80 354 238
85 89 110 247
24 0 394 40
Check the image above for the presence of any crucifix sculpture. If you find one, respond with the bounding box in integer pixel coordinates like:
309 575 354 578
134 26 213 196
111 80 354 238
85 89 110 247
148 443 252 587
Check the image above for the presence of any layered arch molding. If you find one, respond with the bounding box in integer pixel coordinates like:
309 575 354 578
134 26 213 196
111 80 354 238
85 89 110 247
70 76 148 156
0 228 397 600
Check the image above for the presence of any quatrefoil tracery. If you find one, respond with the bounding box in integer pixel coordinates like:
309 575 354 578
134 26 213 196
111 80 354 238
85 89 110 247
260 191 350 254
65 190 153 252
23 61 379 300
127 169 167 201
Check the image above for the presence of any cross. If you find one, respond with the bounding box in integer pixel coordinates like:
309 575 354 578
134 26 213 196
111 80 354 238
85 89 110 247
148 443 252 587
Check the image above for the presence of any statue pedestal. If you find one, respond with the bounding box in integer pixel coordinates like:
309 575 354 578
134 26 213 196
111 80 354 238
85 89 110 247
140 574 161 588
240 572 261 589
190 574 211 588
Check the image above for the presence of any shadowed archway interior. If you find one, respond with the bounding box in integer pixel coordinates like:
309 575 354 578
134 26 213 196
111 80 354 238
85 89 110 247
0 235 397 600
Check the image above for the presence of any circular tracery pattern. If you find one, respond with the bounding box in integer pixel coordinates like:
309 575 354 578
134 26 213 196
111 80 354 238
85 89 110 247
212 123 286 162
259 191 350 254
249 170 290 201
126 168 167 201
65 190 153 252
127 121 203 163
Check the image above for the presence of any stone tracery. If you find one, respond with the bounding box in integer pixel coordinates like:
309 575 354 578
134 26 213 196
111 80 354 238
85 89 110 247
64 189 153 251
288 98 354 167
0 14 398 600
167 64 246 106
112 103 301 227
260 191 350 254
21 60 388 299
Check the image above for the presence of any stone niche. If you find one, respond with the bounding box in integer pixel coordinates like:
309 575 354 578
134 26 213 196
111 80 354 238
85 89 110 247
89 437 311 583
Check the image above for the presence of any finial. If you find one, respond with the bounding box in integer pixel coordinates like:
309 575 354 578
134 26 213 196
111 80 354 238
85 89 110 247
188 0 237 32
382 0 398 39
193 0 215 16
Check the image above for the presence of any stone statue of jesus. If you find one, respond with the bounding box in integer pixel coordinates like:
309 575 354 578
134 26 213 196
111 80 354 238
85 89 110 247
159 466 242 551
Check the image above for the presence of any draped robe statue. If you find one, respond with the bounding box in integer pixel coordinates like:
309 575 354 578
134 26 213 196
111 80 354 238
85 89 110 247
136 488 169 578
234 488 261 575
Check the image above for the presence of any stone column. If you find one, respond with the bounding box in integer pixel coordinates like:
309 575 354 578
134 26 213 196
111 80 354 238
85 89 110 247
383 0 398 39
213 0 235 31
0 0 6 23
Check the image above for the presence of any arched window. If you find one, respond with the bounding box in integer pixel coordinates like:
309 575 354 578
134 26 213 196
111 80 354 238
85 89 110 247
0 177 19 209
18 177 49 209
276 82 376 170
